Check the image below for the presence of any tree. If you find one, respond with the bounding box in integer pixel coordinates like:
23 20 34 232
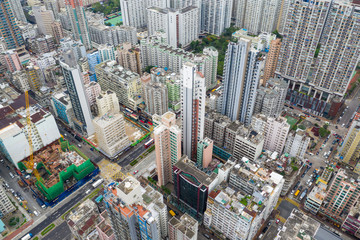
105 22 112 26
319 127 330 138
144 65 155 73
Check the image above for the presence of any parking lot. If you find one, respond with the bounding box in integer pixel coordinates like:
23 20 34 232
0 158 45 220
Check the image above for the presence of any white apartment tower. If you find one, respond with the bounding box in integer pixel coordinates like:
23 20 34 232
284 130 310 160
236 0 281 35
98 44 116 62
277 0 360 99
263 116 290 154
201 0 233 35
182 62 206 160
93 113 130 158
221 40 262 125
96 90 120 117
147 6 199 48
154 112 182 186
65 0 92 50
120 0 168 29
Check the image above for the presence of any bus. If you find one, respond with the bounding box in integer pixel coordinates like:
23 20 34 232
131 114 138 121
294 190 300 197
125 108 134 114
144 139 154 148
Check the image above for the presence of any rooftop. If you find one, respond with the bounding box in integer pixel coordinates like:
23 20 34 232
97 60 139 82
169 213 197 239
174 155 218 187
277 209 320 240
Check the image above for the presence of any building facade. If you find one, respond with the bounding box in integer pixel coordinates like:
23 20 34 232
0 0 24 49
181 62 206 160
144 82 168 116
221 40 262 125
65 0 92 49
154 112 181 186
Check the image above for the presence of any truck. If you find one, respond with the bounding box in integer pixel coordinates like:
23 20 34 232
299 189 308 201
294 190 300 197
36 198 46 209
92 178 104 188
21 233 33 240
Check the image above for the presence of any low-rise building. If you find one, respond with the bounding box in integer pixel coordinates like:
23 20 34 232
304 182 327 215
51 91 74 127
95 61 142 109
284 130 310 160
232 126 264 162
212 161 284 240
168 214 198 240
93 113 130 158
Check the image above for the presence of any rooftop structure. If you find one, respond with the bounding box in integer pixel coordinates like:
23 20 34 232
276 209 321 240
168 213 198 240
304 182 328 215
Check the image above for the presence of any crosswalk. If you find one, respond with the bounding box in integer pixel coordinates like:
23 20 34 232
275 198 283 210
285 197 300 208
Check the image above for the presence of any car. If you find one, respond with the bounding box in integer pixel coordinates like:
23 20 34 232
133 170 139 175
308 182 312 187
335 126 338 129
267 222 272 226
301 173 305 178
6 166 10 170
9 172 14 178
290 190 295 195
19 195 24 201
316 152 319 155
262 226 269 233
77 144 82 148
309 163 313 166
32 194 37 199
276 219 280 224
290 106 294 109
85 189 91 194
310 174 313 178
33 211 39 216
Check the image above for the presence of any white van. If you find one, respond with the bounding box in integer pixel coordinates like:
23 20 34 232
33 211 39 216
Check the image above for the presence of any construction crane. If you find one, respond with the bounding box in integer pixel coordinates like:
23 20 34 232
25 91 40 180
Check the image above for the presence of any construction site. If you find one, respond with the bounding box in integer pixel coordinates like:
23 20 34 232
18 139 99 203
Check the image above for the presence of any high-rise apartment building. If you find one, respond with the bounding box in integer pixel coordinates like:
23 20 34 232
140 34 218 90
147 6 199 48
263 116 290 154
154 112 181 186
1 50 22 73
254 77 288 118
182 62 206 160
221 40 262 125
65 0 92 49
339 120 360 171
51 21 64 44
144 82 168 116
342 198 360 239
263 39 281 85
93 113 130 158
0 0 24 49
89 23 137 46
201 0 233 35
33 6 55 36
96 90 120 117
98 44 116 62
44 0 60 20
117 42 142 75
236 0 281 35
277 0 360 113
9 0 26 23
60 50 94 136
0 185 16 218
319 169 360 225
168 214 198 240
104 177 168 240
284 130 310 160
120 0 167 29
26 63 44 91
